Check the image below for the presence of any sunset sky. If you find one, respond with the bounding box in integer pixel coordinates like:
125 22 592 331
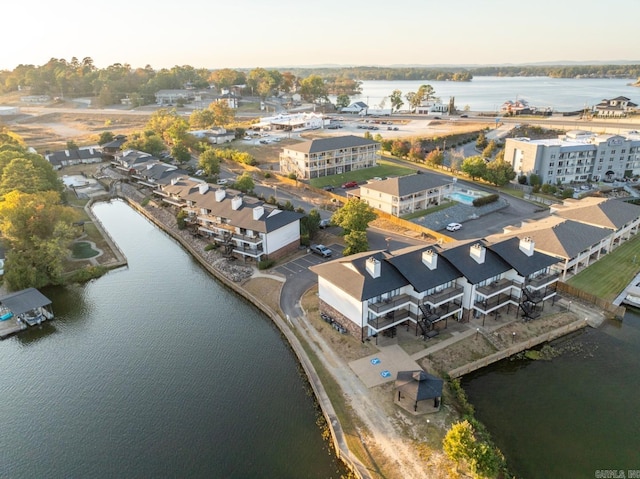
3 0 639 70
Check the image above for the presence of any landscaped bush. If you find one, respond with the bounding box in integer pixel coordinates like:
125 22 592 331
300 234 311 247
67 265 109 284
258 258 276 270
472 193 499 207
204 243 218 251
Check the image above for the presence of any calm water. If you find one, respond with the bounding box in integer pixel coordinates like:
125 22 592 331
462 312 640 479
341 77 639 112
0 200 344 478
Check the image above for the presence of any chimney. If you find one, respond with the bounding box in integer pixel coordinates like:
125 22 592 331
365 257 381 278
422 249 437 270
198 183 209 195
519 236 535 257
65 150 70 156
147 163 153 170
470 243 486 264
215 189 226 202
231 196 242 210
171 177 179 185
253 205 264 220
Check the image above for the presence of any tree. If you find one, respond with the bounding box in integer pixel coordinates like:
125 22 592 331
390 140 410 158
171 144 191 164
343 230 369 256
461 156 488 180
484 159 516 186
66 140 79 150
482 140 498 159
98 131 114 145
299 75 328 103
209 101 235 126
189 108 217 130
302 209 321 239
331 198 376 235
443 420 476 465
233 172 254 193
476 132 488 150
198 149 220 177
0 154 62 196
425 149 444 167
0 190 80 290
336 94 350 110
389 89 404 112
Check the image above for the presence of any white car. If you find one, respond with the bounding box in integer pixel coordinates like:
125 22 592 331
216 178 228 185
446 222 462 232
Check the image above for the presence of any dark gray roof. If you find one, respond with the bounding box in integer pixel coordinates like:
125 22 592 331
102 137 127 149
487 237 561 277
438 240 511 285
285 135 379 154
385 245 462 293
0 288 51 316
364 173 452 197
310 250 409 301
395 370 443 401
46 147 103 166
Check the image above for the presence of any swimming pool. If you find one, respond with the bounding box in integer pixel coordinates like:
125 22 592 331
448 191 477 205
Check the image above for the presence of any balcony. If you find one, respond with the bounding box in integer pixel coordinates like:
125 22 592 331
368 293 415 315
368 308 419 332
474 293 517 314
424 285 464 307
476 278 521 298
527 272 559 289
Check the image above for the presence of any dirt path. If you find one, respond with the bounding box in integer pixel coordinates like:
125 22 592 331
293 314 435 478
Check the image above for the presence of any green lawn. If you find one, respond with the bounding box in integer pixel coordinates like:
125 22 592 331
309 160 416 188
71 241 100 259
567 236 640 301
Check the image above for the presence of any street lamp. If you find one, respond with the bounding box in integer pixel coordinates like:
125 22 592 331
475 328 479 340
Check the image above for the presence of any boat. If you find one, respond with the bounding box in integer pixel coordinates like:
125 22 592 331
622 285 640 308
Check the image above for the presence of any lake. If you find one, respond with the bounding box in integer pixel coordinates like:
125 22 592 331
462 311 640 478
0 200 345 478
338 77 639 112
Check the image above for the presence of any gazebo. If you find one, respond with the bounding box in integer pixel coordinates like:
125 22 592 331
394 370 443 415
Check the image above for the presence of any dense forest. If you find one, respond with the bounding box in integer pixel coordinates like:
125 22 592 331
1 58 638 108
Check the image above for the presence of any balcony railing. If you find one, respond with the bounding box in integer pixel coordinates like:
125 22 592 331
476 278 522 298
368 294 416 315
368 308 419 331
526 272 559 289
425 285 464 307
474 293 517 314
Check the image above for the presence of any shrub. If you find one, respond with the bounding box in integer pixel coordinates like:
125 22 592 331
67 265 109 284
472 193 499 207
288 172 297 180
258 258 276 270
204 243 218 251
263 172 271 179
518 175 527 185
300 234 311 247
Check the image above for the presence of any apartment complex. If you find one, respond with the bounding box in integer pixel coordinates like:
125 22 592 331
279 135 379 180
357 174 454 216
504 130 640 184
311 237 561 341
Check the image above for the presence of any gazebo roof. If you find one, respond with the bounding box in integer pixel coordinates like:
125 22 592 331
395 370 443 401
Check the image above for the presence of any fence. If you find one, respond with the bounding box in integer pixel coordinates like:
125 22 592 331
448 319 588 378
557 282 626 318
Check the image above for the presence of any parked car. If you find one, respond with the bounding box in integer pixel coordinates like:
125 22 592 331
433 116 442 120
319 219 331 229
310 244 332 257
322 185 335 192
446 222 462 232
460 114 468 118
342 181 358 188
216 178 228 185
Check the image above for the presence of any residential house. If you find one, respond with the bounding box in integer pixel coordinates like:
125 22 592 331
101 135 127 160
45 147 103 170
154 89 194 105
189 128 235 145
340 101 368 114
500 99 533 115
279 135 379 180
111 149 157 174
594 96 637 117
504 130 640 184
356 174 454 216
155 178 302 261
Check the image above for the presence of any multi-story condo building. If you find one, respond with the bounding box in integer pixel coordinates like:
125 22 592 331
357 174 454 216
504 130 640 185
155 178 302 261
279 135 379 180
310 237 561 341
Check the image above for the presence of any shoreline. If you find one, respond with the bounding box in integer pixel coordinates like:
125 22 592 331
95 181 614 479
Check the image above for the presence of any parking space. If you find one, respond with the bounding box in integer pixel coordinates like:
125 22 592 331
275 243 344 278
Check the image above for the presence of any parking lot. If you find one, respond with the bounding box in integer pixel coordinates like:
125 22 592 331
275 243 344 279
